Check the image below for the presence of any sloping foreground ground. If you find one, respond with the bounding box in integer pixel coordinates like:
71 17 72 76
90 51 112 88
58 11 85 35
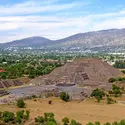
31 58 122 89
1 97 125 125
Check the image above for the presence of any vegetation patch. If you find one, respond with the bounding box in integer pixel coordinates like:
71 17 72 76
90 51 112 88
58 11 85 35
0 110 30 124
91 88 105 102
108 77 125 83
16 98 25 108
60 92 70 102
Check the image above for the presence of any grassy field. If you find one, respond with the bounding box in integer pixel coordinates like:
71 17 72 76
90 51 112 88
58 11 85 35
0 97 125 125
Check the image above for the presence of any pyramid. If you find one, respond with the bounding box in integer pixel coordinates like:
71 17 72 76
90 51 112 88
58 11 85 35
31 58 122 88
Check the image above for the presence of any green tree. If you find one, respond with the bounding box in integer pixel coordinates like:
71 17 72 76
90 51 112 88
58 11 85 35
108 78 117 83
70 119 82 125
2 111 15 123
24 110 30 120
86 122 94 125
35 116 45 123
16 98 25 108
112 121 118 125
70 120 77 125
104 122 111 125
0 73 7 79
62 117 69 125
60 92 70 102
91 89 105 102
95 121 101 125
119 120 125 125
112 84 122 97
107 97 116 104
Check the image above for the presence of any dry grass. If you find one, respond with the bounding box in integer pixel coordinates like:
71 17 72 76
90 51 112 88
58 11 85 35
0 97 125 124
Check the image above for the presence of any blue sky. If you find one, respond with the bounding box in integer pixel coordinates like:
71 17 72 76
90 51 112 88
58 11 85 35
0 0 125 43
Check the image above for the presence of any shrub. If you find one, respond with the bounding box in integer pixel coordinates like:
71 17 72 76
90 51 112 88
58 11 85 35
86 122 94 125
2 111 15 123
108 78 117 83
118 77 125 82
25 110 30 120
28 73 35 78
35 116 45 123
70 119 77 125
91 88 105 102
107 97 116 104
15 110 30 124
16 117 22 124
62 117 69 125
0 73 7 79
95 121 101 125
60 92 70 102
16 98 25 108
112 121 118 125
46 117 57 125
16 110 24 119
112 84 122 97
119 120 125 125
35 112 56 125
70 119 82 125
121 70 125 74
104 122 111 125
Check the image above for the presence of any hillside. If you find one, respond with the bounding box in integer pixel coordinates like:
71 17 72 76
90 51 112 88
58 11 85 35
54 29 125 48
1 28 125 52
2 36 52 47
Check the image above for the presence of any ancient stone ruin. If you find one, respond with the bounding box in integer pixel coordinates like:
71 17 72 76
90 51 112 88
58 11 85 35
31 58 122 89
0 80 23 88
0 90 9 97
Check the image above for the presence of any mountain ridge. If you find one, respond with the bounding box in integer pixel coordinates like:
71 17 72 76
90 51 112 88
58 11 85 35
1 28 125 52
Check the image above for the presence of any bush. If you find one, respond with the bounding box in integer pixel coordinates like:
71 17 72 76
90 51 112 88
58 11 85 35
91 89 105 102
95 121 101 125
118 77 125 82
112 84 122 97
35 116 45 123
62 117 69 125
35 112 56 125
108 78 117 83
0 73 7 79
16 110 24 119
16 117 22 124
60 92 70 102
28 73 35 78
86 120 125 125
15 110 30 124
107 97 116 104
24 110 30 120
104 122 111 125
86 122 94 125
70 119 82 125
2 111 15 123
0 110 30 124
16 98 25 108
121 70 125 74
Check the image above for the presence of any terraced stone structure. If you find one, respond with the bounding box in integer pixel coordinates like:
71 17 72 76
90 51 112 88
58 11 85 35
0 90 9 97
0 80 23 88
31 58 122 89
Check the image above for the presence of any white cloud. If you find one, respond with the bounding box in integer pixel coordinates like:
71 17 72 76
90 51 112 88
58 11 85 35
0 22 19 30
0 1 125 42
0 0 84 15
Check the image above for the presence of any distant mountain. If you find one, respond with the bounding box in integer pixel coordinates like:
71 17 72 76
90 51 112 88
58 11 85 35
53 28 125 48
1 28 125 52
2 36 52 47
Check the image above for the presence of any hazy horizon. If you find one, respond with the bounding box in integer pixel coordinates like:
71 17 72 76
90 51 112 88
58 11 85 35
1 28 125 44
